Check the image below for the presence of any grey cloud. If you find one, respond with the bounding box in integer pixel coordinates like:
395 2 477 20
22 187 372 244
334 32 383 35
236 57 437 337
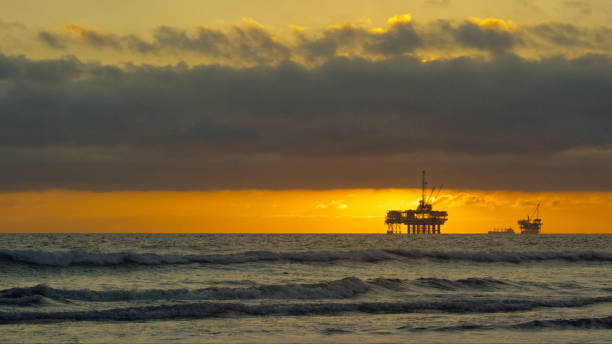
451 21 517 51
0 52 611 191
525 22 612 53
365 23 421 55
39 23 290 64
231 24 292 63
295 26 369 61
124 34 157 53
35 20 612 62
151 25 228 56
38 26 121 50
38 31 67 50
147 24 291 63
527 23 591 47
79 29 121 49
296 22 421 61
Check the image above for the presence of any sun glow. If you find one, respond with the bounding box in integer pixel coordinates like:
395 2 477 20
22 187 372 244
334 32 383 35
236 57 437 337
0 189 610 233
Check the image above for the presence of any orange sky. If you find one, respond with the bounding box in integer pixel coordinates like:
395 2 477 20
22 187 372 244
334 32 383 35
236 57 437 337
1 189 610 233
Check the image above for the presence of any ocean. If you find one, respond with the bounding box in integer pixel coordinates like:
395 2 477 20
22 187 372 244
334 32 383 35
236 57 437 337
0 234 611 343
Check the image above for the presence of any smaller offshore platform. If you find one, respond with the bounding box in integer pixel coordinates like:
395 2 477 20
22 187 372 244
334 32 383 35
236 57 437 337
518 202 542 234
385 170 448 234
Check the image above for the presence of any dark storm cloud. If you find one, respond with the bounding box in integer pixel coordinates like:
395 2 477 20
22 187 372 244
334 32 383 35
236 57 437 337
1 52 612 190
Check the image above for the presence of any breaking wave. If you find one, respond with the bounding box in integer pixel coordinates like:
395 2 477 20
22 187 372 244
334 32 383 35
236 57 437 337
0 276 554 305
1 248 611 267
1 295 611 324
0 277 368 302
414 277 511 291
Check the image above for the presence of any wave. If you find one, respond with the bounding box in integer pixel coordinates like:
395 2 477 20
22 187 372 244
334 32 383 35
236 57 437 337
0 295 44 306
0 276 545 304
1 248 611 267
1 295 611 323
386 249 612 263
410 315 612 331
0 277 368 302
512 315 612 329
413 277 512 291
0 249 392 267
369 276 520 291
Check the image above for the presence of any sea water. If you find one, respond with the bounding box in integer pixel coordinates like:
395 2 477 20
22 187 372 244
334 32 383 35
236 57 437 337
0 234 611 343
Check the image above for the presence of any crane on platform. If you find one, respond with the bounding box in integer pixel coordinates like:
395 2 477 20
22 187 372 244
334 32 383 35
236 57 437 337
518 202 542 234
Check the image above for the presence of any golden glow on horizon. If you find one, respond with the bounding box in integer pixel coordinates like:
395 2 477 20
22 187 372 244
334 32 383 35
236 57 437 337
0 189 610 234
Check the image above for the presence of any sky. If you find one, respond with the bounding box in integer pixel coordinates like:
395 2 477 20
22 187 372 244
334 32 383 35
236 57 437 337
1 0 611 233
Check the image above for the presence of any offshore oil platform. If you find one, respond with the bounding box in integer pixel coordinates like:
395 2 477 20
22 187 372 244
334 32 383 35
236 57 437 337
385 170 448 234
518 202 542 234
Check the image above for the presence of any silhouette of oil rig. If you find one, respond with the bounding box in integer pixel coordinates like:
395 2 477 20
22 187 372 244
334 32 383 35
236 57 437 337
385 170 448 234
518 202 542 234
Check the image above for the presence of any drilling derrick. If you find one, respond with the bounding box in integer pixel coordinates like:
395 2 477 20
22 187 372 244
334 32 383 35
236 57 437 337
518 202 542 234
385 170 448 234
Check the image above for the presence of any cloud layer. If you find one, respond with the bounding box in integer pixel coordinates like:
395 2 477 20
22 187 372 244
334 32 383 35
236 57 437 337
1 47 611 191
32 16 612 65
